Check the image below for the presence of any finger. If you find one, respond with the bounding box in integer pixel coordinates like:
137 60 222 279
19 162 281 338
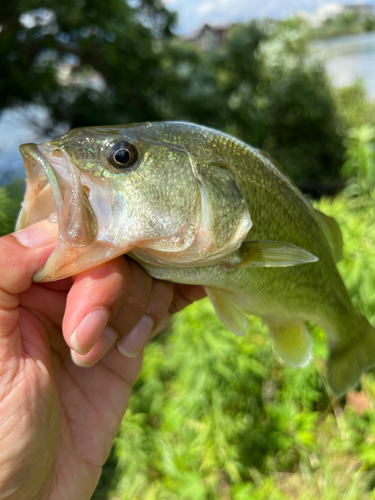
169 284 206 314
0 220 59 297
70 258 154 366
0 221 58 334
42 277 73 291
151 284 206 337
153 312 173 336
0 221 58 366
63 256 132 355
115 277 173 357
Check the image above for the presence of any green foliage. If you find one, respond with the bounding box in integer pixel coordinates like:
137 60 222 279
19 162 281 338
334 83 375 130
0 179 24 236
91 185 375 499
254 28 343 190
161 21 345 192
309 12 375 39
94 145 375 498
0 4 346 192
0 0 176 128
342 125 375 198
2 4 375 498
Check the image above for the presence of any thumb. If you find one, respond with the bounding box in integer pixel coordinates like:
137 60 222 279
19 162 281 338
0 220 59 297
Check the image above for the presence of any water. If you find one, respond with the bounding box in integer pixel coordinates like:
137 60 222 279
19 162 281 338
311 32 375 100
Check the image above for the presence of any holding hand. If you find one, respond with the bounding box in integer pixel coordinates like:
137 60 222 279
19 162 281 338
0 220 205 500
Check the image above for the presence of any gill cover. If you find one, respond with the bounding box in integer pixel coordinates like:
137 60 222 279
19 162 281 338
130 159 252 267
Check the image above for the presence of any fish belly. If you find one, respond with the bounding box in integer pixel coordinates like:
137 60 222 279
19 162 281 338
143 258 375 396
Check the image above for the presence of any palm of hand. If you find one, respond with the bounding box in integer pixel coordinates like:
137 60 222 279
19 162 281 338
0 226 205 500
1 280 142 500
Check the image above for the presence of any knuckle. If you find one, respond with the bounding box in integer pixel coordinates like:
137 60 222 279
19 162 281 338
151 280 173 305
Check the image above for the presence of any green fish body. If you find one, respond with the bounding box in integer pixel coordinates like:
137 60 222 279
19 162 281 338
16 122 375 395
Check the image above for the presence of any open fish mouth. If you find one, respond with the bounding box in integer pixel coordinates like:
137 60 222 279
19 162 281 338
16 142 104 282
16 144 59 229
17 143 97 247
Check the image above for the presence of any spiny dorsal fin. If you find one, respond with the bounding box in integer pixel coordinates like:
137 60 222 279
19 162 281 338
226 241 318 268
313 209 343 263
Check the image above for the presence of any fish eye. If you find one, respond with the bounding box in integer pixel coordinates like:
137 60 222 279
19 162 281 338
108 141 138 169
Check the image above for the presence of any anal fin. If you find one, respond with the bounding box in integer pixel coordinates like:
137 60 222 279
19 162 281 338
267 322 312 367
204 287 248 336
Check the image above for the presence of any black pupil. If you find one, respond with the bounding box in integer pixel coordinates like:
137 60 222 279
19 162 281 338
108 141 138 169
114 149 130 164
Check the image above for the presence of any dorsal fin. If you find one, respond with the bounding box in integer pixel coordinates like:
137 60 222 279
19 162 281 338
313 209 343 263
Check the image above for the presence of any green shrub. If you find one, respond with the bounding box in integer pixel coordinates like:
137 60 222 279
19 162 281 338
0 179 24 237
94 187 375 499
342 125 375 198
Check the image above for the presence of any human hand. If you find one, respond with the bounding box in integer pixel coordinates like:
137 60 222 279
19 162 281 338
0 220 205 500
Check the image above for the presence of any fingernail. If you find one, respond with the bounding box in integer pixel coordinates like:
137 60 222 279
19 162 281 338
13 220 59 248
71 308 110 355
71 326 118 367
116 314 154 357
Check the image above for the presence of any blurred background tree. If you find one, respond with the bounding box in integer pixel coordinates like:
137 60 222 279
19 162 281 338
0 0 176 127
1 0 346 194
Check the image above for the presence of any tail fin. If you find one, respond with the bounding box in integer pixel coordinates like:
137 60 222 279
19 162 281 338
327 317 375 396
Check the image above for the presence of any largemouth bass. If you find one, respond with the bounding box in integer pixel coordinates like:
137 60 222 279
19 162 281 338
16 122 375 396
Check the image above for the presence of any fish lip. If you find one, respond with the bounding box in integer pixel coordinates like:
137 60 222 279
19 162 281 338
17 143 64 231
17 143 97 248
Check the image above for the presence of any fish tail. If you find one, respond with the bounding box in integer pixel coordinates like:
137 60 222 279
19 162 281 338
327 316 375 396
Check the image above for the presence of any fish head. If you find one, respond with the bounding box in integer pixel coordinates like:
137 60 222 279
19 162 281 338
16 122 251 281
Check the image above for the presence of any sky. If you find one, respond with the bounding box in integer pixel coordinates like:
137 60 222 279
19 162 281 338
165 0 375 35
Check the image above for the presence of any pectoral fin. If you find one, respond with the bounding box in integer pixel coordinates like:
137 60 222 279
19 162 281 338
267 322 312 367
204 287 248 336
227 241 318 268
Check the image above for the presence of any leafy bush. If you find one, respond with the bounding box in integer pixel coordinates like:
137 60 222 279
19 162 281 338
342 125 375 198
160 21 345 193
0 179 24 236
334 83 375 130
0 4 346 192
92 185 375 499
309 12 375 39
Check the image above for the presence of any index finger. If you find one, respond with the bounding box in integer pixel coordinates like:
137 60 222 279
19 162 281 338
62 256 133 354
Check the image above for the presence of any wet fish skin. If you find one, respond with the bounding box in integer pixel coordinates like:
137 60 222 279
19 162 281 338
17 122 375 396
